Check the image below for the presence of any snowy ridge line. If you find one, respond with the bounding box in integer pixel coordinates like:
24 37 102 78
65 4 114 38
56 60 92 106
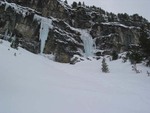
101 22 141 29
0 1 40 17
57 0 71 11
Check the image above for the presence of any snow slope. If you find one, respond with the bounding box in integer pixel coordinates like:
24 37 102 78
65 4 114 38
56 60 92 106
0 40 150 113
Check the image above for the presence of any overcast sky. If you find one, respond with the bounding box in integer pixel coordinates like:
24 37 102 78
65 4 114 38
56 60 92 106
66 0 150 22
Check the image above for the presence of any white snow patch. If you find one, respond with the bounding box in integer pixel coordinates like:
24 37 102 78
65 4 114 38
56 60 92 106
0 40 150 113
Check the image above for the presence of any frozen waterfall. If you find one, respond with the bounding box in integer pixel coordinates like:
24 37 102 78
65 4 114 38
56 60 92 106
39 19 50 54
34 14 53 54
80 30 95 57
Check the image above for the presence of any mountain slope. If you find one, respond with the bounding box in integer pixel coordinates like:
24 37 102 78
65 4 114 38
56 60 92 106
0 40 150 113
1 0 150 63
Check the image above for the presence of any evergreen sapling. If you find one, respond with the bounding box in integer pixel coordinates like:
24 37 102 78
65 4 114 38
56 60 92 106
101 58 109 73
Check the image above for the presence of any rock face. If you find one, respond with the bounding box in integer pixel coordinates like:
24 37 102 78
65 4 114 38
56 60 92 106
0 0 150 63
6 0 70 19
0 1 83 63
90 23 141 54
0 2 40 53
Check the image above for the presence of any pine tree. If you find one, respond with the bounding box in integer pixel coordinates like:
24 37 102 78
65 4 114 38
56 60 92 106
82 2 85 7
139 30 150 66
101 58 109 73
64 0 68 4
128 49 143 64
78 1 81 6
112 50 118 60
72 1 77 8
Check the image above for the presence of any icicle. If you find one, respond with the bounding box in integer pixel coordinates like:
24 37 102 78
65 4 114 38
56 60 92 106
4 29 8 40
39 20 50 54
4 2 9 11
34 14 53 54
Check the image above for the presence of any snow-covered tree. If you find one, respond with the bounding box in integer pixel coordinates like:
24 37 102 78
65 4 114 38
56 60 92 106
101 58 109 73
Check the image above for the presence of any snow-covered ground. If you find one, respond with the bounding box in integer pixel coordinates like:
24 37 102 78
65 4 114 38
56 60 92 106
0 40 150 113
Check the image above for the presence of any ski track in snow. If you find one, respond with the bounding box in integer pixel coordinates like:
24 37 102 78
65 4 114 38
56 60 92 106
0 40 150 113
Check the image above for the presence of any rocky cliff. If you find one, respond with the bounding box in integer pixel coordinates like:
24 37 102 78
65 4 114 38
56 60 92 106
0 0 150 63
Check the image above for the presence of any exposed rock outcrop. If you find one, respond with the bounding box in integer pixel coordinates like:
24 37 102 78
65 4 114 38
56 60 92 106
0 0 150 63
90 22 141 54
0 1 83 63
6 0 70 19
